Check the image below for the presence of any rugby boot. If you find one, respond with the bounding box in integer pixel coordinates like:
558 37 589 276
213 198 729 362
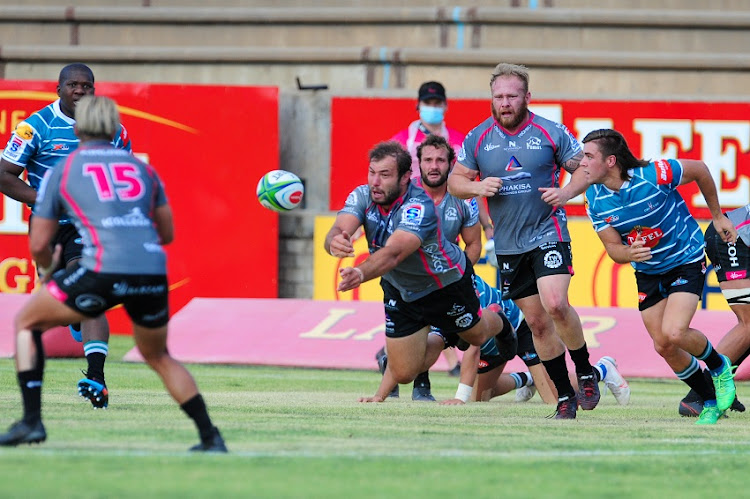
78 376 109 409
577 372 601 410
0 419 46 446
190 426 228 453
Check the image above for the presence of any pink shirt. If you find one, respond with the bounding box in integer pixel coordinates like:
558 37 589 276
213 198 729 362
391 120 465 179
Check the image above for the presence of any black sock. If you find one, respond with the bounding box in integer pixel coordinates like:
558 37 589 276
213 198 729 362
684 369 714 401
180 394 214 440
542 353 576 399
18 370 43 423
569 344 595 378
414 371 430 387
86 353 106 383
697 340 724 373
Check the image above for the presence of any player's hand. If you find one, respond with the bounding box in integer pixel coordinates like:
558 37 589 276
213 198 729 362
329 230 355 258
358 394 386 403
338 266 364 292
439 398 466 406
714 216 738 244
38 244 62 283
538 187 570 207
628 237 652 263
477 177 503 198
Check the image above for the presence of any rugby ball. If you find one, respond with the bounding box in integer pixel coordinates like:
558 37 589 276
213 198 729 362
256 170 304 212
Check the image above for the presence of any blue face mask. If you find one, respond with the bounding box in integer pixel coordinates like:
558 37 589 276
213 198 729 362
419 105 445 125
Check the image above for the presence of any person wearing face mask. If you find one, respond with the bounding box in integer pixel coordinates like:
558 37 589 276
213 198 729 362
391 81 464 180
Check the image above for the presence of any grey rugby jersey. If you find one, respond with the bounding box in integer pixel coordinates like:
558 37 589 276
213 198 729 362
35 142 168 275
458 113 582 254
340 181 467 302
434 191 479 244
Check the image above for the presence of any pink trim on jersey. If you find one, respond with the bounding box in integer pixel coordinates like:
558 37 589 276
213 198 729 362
46 280 68 302
551 210 564 241
59 152 104 272
737 220 750 230
417 247 444 288
531 119 557 154
473 125 495 158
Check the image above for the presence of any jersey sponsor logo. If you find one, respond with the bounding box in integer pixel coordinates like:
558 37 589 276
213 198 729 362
504 140 521 152
543 250 563 268
726 243 739 267
101 207 152 229
4 136 25 160
445 206 458 220
455 313 474 328
504 171 531 182
505 156 522 171
52 144 70 151
401 203 425 226
484 143 501 152
15 122 34 141
447 303 466 316
526 137 542 150
655 160 673 185
626 226 663 248
670 277 688 287
604 215 619 223
63 266 86 287
466 198 479 218
112 281 167 296
345 191 358 206
75 293 107 312
727 270 747 280
457 143 467 162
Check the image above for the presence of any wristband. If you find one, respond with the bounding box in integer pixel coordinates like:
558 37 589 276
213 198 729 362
353 267 364 282
455 383 472 403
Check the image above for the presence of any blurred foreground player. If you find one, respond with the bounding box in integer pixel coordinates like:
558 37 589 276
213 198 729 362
0 96 226 451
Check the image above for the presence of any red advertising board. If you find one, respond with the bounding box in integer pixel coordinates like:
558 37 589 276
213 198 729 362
331 98 750 219
0 81 279 334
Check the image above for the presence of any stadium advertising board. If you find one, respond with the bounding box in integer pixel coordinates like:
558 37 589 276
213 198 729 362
330 98 750 220
0 81 279 334
313 216 728 311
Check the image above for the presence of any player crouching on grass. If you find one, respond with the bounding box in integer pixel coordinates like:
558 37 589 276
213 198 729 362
0 96 226 451
326 141 517 402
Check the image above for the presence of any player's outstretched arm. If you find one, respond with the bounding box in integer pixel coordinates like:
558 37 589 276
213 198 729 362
325 213 361 258
359 365 399 403
338 230 421 292
440 346 480 405
680 159 737 244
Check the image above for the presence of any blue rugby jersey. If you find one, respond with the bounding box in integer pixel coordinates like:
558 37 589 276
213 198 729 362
2 99 131 221
585 158 704 274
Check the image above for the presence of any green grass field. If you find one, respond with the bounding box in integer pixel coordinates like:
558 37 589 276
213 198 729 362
0 335 747 498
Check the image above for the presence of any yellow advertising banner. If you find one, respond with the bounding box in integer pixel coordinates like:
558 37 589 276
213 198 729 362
314 216 728 311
